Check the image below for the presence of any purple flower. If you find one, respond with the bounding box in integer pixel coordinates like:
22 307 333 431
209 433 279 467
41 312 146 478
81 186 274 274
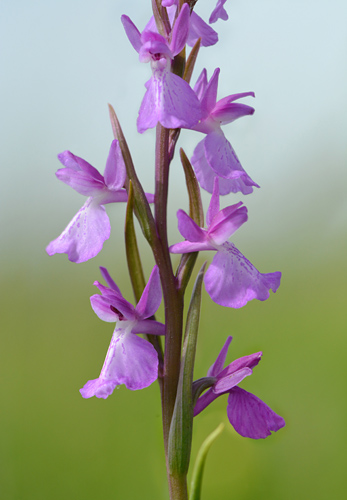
191 68 259 195
170 179 281 308
209 0 229 24
121 4 201 132
153 0 218 48
194 336 285 439
46 140 130 263
80 266 165 399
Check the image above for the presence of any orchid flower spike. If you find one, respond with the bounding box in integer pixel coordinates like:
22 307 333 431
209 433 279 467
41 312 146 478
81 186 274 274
170 179 281 308
46 140 132 263
80 266 165 399
194 336 285 439
190 68 259 195
121 3 201 133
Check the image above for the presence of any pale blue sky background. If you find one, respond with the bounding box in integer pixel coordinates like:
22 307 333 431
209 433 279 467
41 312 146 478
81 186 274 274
0 0 346 266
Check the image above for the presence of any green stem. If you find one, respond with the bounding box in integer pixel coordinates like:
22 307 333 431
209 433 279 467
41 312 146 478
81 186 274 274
154 124 186 499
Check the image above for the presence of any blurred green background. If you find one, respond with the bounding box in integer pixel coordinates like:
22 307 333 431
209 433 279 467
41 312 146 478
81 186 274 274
1 1 346 499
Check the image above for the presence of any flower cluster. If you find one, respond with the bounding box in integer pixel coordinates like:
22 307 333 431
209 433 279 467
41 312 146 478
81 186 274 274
47 1 284 497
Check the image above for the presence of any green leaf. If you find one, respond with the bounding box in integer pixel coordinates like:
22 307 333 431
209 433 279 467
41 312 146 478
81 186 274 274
168 263 206 475
189 424 225 500
108 104 156 247
183 37 201 85
125 181 146 302
176 149 204 293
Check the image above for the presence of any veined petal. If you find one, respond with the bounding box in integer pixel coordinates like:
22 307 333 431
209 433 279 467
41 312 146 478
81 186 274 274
121 15 142 53
227 387 285 439
55 168 105 196
220 351 262 377
101 326 158 391
57 151 103 180
137 78 160 133
212 103 255 125
191 141 258 195
187 11 218 48
80 378 117 399
194 387 219 416
46 198 110 263
209 0 229 24
170 3 190 56
135 266 162 319
103 140 126 190
204 131 245 179
193 69 208 101
200 68 220 117
207 336 232 377
177 209 206 242
158 71 201 129
208 205 248 245
213 367 252 394
204 243 282 308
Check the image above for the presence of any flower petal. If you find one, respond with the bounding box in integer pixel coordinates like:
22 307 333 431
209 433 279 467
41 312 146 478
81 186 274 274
209 0 229 24
177 209 206 242
91 282 136 321
135 266 162 319
227 387 285 439
159 71 201 129
213 367 252 394
200 68 220 117
208 205 247 245
137 78 160 133
220 352 262 378
57 151 103 180
170 241 215 253
80 378 117 399
187 11 218 48
204 131 245 179
211 102 255 125
204 243 282 308
207 335 232 377
170 3 189 56
132 319 165 336
193 68 208 100
191 141 258 195
102 326 158 391
99 266 122 294
46 198 110 263
121 15 142 53
55 167 104 196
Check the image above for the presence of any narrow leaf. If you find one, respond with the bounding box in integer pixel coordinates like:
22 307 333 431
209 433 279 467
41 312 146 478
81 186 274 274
189 423 225 500
168 263 206 475
125 181 146 302
183 37 201 85
108 104 157 246
180 148 204 226
176 149 204 292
